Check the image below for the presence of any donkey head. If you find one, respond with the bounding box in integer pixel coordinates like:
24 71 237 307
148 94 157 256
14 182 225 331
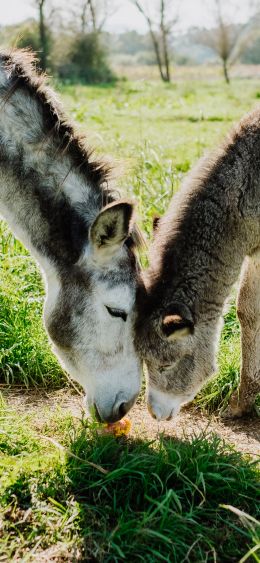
44 200 143 423
136 299 221 421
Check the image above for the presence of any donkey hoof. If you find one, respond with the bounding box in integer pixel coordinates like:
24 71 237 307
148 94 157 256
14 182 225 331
220 393 260 420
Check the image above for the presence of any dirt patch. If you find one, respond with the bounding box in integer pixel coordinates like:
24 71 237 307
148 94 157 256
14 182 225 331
1 387 259 459
132 402 260 459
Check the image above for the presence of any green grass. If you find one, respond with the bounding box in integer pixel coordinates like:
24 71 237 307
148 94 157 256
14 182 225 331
0 223 64 387
1 77 259 408
0 399 259 562
1 78 260 558
60 78 260 233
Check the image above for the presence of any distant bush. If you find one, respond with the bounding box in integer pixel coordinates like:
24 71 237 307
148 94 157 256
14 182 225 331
0 18 53 72
57 32 115 84
241 36 260 64
136 50 157 65
16 21 41 53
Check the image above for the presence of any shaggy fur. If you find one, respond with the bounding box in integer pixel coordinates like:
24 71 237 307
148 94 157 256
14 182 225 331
136 107 260 420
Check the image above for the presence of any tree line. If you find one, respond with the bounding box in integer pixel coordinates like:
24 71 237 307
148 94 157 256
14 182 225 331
1 0 260 84
3 0 117 83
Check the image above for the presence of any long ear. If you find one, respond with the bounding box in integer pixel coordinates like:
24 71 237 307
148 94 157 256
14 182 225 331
162 302 194 341
90 200 134 263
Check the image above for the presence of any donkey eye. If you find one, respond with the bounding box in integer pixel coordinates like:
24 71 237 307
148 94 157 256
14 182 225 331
106 306 127 322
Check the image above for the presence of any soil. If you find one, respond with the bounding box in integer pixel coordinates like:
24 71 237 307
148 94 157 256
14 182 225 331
1 387 259 459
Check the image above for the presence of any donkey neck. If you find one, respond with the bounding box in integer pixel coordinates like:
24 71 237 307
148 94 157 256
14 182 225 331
148 109 260 322
0 51 110 276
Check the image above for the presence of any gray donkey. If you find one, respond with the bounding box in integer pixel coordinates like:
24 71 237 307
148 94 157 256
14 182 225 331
136 107 260 421
0 49 143 422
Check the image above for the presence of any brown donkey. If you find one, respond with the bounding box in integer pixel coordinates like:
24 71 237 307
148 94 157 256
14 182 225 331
136 107 260 421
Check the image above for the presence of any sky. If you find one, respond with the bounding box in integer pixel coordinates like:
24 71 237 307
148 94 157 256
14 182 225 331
0 0 255 33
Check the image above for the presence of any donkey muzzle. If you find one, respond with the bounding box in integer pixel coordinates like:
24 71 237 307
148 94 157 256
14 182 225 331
93 393 138 423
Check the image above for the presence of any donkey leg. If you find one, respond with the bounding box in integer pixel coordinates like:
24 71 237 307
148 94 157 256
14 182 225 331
224 255 260 418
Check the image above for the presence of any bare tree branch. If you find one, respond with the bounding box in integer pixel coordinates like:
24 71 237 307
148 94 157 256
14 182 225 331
160 0 170 81
33 0 49 70
75 0 117 34
197 0 260 83
130 0 179 82
88 0 97 32
134 0 165 80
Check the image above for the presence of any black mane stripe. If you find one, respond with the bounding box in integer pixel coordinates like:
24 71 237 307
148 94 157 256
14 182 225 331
0 48 144 252
0 48 111 190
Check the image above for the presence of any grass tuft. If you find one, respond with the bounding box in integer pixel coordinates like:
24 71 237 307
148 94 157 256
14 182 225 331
0 402 259 561
0 223 64 386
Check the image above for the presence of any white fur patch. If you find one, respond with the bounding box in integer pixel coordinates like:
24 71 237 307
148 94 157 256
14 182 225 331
0 204 61 325
62 169 92 205
147 386 195 421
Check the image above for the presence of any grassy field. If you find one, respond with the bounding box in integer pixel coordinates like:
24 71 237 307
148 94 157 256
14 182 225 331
0 400 259 562
0 77 260 560
1 77 260 408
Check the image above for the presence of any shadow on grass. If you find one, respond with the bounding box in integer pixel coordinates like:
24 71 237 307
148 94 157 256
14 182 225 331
65 429 260 561
2 428 260 562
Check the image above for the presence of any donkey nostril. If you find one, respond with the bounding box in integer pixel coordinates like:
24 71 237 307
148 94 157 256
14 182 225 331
113 395 137 421
118 401 128 418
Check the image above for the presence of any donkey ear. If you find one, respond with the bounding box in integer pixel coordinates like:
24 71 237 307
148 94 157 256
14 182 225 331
162 303 194 341
90 200 134 262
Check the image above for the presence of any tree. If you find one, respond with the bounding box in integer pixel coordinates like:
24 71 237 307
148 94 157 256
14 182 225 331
75 0 117 34
16 20 42 55
130 0 179 82
33 0 53 71
197 0 260 83
58 32 115 83
58 1 117 83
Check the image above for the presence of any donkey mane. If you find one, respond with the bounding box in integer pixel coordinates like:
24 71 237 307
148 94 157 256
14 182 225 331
147 107 260 288
1 48 111 189
0 48 144 251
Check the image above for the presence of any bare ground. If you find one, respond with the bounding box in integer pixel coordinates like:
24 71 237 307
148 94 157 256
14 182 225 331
1 387 259 459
